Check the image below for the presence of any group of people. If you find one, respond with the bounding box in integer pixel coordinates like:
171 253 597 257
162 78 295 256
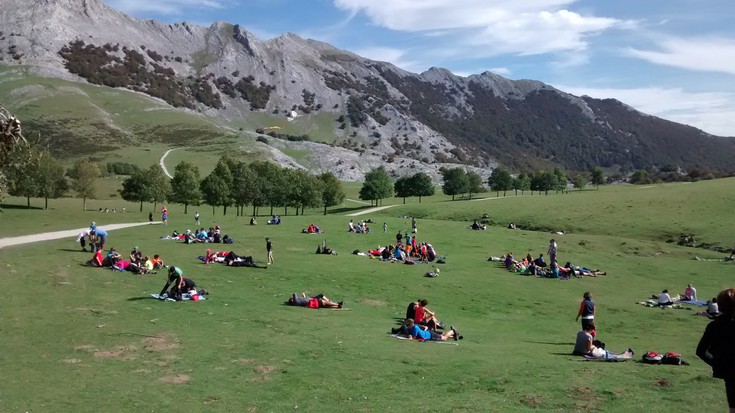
303 223 323 234
202 249 267 268
348 220 371 233
391 299 463 342
86 245 165 275
158 265 207 301
497 239 605 279
77 222 109 252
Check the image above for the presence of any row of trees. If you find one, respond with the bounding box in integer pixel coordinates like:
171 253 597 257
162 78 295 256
120 156 347 216
356 165 609 205
2 143 104 210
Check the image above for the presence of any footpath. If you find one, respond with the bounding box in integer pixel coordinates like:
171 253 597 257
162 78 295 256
0 222 158 250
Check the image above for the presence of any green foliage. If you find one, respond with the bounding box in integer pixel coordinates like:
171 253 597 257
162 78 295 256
630 169 652 185
466 171 484 199
235 76 274 110
35 148 68 209
410 172 435 203
106 162 140 176
145 164 172 208
319 172 346 215
591 166 605 189
5 143 40 206
441 167 469 200
119 170 149 211
359 166 394 206
571 173 587 191
169 161 202 214
488 167 513 197
512 173 531 195
67 159 101 210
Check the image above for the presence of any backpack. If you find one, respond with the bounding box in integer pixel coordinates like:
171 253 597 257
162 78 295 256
641 351 663 364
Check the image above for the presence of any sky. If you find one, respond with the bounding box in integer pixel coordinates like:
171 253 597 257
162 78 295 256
105 0 735 137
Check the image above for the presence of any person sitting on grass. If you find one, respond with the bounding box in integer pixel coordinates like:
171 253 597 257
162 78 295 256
659 289 677 306
573 323 633 360
86 249 104 267
150 254 165 269
286 293 343 309
406 299 444 330
399 318 463 341
129 246 143 266
682 284 697 301
224 251 267 268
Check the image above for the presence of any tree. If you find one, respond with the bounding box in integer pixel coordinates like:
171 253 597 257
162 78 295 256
410 172 434 203
441 167 469 200
209 158 234 215
120 170 149 212
145 164 172 210
232 162 257 217
200 173 230 215
488 167 513 197
553 167 567 193
35 148 68 210
287 170 322 215
320 172 345 215
591 167 605 189
466 171 484 200
170 161 201 214
514 173 531 195
394 176 411 204
571 173 587 191
359 167 393 206
68 159 101 210
5 143 40 208
540 171 558 195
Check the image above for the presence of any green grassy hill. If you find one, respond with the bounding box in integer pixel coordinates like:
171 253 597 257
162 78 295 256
0 178 732 411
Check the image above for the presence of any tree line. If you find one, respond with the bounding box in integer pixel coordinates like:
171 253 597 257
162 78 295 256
119 155 346 216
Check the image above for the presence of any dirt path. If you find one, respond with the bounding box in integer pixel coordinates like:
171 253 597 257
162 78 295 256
346 205 397 217
0 222 159 250
159 148 179 179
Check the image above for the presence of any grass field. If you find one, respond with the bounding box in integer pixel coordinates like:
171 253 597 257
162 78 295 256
0 179 733 411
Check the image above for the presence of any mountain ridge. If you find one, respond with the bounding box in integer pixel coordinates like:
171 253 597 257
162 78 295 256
1 0 734 178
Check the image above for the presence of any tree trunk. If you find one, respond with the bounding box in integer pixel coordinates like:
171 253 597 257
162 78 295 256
323 205 327 215
26 196 30 208
184 203 188 214
212 205 215 215
452 195 455 201
252 205 256 217
503 190 507 197
44 197 48 210
139 200 143 212
418 197 422 203
403 197 406 204
284 206 288 216
270 205 274 216
83 197 87 211
223 205 227 216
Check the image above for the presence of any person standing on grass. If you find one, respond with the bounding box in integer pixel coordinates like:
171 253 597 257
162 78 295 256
576 292 596 331
159 266 184 297
76 229 91 251
195 211 201 226
266 237 274 264
148 211 153 223
548 238 557 266
161 206 168 226
383 222 387 234
90 228 108 251
697 288 735 412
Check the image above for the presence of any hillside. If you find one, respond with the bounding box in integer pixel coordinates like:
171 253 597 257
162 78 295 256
0 0 734 176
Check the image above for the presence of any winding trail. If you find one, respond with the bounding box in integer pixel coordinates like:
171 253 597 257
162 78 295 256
0 222 160 250
346 205 397 217
159 148 179 179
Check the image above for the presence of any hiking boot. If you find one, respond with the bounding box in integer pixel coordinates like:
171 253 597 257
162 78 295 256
338 301 344 308
436 321 445 330
391 327 401 334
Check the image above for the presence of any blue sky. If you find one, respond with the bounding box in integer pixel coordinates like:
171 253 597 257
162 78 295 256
106 0 735 137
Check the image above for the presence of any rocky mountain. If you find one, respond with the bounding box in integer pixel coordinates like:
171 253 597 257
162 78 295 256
1 0 734 178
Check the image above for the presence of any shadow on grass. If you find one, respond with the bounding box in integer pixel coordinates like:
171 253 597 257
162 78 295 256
59 248 86 252
127 296 153 301
550 352 576 357
0 204 43 210
524 341 575 346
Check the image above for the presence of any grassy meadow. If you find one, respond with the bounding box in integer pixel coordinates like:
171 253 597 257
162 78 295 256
0 178 733 411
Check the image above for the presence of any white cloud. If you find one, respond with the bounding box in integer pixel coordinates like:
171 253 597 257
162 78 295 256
107 0 226 15
555 85 735 136
333 0 629 56
353 47 419 71
625 35 735 76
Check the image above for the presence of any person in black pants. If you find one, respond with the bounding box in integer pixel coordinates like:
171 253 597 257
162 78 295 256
697 288 735 412
159 266 184 298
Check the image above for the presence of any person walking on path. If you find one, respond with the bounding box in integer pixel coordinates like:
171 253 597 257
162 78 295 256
576 292 596 331
149 211 153 223
195 211 201 226
266 237 274 264
697 288 735 412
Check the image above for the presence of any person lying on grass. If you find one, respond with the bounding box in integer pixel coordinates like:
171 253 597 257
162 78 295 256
224 251 267 268
167 277 208 301
573 323 633 360
286 293 343 309
398 318 463 341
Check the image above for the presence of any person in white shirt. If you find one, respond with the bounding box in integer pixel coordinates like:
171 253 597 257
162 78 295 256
76 229 91 251
683 284 697 301
659 289 676 306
